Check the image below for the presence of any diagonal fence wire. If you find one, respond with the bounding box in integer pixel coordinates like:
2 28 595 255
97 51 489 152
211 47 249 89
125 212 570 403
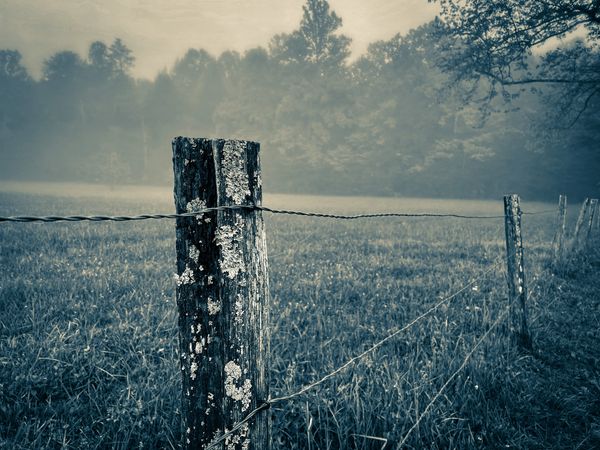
205 252 508 450
0 205 555 223
397 304 511 448
268 258 505 405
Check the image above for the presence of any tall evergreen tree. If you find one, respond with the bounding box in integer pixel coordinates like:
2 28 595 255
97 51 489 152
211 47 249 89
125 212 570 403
270 0 351 72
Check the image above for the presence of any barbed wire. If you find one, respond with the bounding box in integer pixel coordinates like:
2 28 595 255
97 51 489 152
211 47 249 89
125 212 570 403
0 205 555 223
205 252 506 450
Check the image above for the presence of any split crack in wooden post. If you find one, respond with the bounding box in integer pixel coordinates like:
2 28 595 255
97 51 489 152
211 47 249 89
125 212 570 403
173 137 270 450
503 194 531 349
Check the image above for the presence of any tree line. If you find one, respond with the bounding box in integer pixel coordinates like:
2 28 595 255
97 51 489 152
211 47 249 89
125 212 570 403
0 0 598 200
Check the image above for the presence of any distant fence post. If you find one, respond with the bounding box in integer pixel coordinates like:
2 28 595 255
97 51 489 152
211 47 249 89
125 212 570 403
551 194 567 267
584 199 598 247
572 198 590 252
503 194 531 349
173 137 270 450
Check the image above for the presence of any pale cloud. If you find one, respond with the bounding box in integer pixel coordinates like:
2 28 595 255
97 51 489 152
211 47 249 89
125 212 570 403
0 0 438 79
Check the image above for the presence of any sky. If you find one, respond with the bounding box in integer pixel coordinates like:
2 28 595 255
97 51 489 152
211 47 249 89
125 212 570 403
0 0 439 79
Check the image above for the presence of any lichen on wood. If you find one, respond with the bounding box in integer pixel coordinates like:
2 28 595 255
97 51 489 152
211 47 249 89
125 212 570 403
215 221 245 279
173 137 270 450
221 140 251 204
224 361 253 412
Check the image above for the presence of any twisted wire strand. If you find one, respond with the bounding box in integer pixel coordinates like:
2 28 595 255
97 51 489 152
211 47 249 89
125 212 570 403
0 205 254 223
0 205 555 223
205 253 506 450
258 206 508 220
522 209 556 216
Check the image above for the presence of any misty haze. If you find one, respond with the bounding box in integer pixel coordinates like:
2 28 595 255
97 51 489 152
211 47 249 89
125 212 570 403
1 1 599 449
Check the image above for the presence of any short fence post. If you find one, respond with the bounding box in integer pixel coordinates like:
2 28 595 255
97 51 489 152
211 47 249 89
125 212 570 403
584 199 598 247
551 194 567 267
503 194 531 349
572 198 590 252
173 137 270 450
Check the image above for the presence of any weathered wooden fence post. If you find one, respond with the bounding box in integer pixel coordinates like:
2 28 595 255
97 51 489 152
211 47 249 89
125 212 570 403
584 199 598 247
173 137 270 450
551 194 567 267
572 198 590 252
503 194 531 349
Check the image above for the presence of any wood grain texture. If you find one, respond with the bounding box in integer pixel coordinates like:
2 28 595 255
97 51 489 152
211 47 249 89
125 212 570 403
173 137 270 450
503 194 531 349
573 198 590 252
551 195 567 267
584 199 598 248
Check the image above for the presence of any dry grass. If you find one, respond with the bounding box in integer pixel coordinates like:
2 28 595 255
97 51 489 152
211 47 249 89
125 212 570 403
0 187 598 449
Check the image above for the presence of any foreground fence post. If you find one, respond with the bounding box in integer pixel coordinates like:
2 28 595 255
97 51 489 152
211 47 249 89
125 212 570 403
551 195 567 267
573 198 590 252
503 194 531 349
173 137 270 450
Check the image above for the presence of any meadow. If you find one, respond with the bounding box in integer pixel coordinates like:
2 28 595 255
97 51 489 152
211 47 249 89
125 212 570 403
0 183 598 449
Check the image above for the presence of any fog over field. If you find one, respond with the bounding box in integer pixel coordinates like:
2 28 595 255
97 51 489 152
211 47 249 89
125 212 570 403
0 0 598 200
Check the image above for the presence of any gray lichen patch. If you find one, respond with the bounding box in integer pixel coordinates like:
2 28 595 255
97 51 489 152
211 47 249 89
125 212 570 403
224 423 250 450
222 141 251 204
208 297 221 315
186 198 207 222
190 361 198 380
188 245 200 262
186 198 207 213
174 266 195 286
224 361 252 412
234 294 244 325
215 221 245 279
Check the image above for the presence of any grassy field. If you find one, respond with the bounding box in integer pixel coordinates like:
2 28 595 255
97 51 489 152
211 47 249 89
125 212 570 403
0 184 599 449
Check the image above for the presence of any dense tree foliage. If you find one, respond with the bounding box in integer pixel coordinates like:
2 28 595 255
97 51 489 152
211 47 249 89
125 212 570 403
433 0 600 125
0 1 598 200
